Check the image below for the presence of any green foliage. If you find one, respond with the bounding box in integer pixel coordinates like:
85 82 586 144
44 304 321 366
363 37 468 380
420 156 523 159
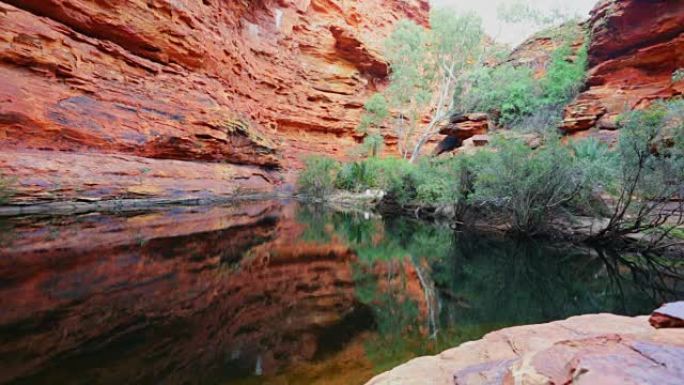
673 69 684 83
357 94 389 157
571 137 618 185
540 42 588 108
616 100 684 198
361 134 385 158
469 135 587 235
296 156 340 199
382 19 431 156
336 157 414 195
374 8 486 158
358 93 390 133
589 99 684 241
412 157 470 205
457 64 539 126
298 100 682 239
455 29 587 129
336 161 378 192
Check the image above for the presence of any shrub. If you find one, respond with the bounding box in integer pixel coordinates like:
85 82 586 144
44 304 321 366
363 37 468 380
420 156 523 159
357 94 389 157
571 137 618 189
411 157 469 205
568 137 619 215
455 35 587 129
469 135 586 235
336 161 379 192
457 64 539 126
297 156 340 199
590 99 684 242
539 42 587 108
336 157 414 196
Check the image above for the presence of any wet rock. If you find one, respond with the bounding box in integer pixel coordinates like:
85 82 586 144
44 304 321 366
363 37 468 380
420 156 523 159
650 302 684 329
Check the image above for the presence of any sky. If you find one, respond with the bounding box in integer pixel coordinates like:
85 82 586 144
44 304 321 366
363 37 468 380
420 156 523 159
430 0 598 46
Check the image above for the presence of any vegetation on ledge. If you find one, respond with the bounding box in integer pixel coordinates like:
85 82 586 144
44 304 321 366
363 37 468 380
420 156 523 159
298 100 684 243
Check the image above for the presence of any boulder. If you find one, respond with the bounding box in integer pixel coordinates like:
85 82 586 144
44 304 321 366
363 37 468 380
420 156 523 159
650 302 684 329
439 113 491 140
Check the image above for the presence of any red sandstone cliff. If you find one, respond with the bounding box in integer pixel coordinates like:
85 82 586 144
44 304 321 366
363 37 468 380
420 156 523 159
437 0 684 149
3 0 683 203
0 0 429 203
561 0 684 136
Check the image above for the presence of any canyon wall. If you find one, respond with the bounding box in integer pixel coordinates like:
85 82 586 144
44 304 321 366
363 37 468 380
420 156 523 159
561 0 684 137
2 0 683 203
0 0 429 203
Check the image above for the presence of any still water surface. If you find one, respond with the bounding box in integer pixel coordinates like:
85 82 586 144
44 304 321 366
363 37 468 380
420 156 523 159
0 200 681 385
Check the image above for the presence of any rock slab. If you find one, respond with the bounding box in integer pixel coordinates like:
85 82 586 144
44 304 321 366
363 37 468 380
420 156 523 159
650 302 684 329
365 313 684 385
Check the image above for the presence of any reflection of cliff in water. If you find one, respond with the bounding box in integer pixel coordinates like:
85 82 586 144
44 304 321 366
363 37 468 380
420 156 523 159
0 202 384 384
297 206 684 372
0 202 681 385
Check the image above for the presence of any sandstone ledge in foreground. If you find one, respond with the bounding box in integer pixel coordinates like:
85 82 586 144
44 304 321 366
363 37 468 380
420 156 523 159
365 313 684 385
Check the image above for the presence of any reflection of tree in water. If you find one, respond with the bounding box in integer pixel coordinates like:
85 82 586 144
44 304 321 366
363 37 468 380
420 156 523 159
440 235 684 329
294 204 684 373
0 218 14 247
596 248 683 309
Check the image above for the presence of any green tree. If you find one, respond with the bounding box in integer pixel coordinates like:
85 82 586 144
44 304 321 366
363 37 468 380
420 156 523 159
540 42 588 108
377 9 486 161
590 100 684 244
296 156 340 199
469 135 587 235
497 1 581 30
454 31 587 129
357 93 390 157
455 63 538 126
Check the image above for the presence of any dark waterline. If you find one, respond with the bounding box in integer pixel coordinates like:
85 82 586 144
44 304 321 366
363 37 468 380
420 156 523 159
0 200 681 385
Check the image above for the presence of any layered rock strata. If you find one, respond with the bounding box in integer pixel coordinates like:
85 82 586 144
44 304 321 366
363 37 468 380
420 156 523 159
561 0 684 134
0 0 429 203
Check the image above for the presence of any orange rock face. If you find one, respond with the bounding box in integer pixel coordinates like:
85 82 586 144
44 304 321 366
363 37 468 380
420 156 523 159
561 0 684 134
0 0 429 203
439 113 491 141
